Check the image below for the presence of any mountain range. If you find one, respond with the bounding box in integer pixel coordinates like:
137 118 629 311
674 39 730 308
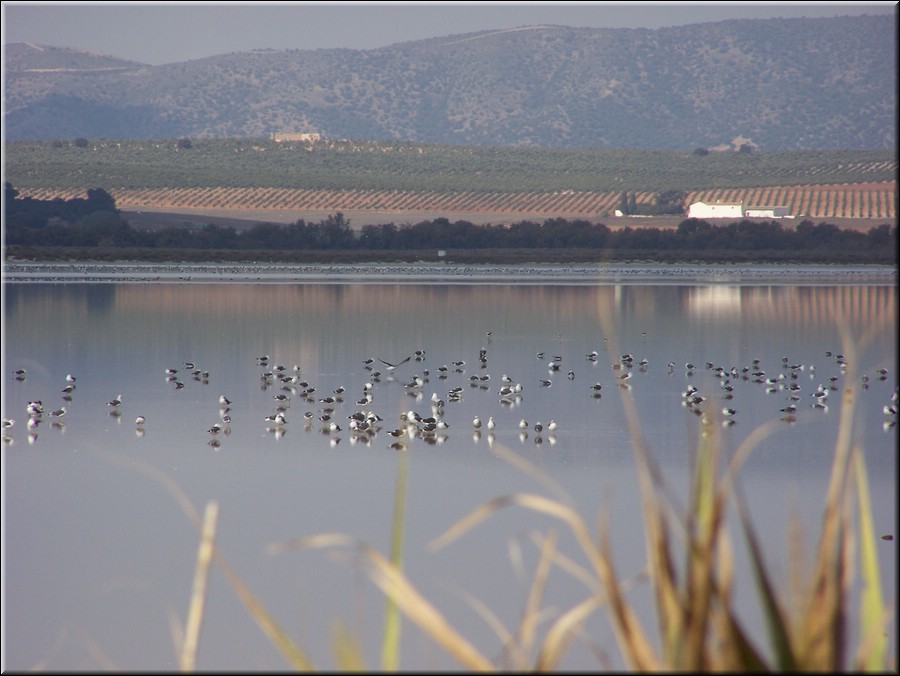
3 14 896 150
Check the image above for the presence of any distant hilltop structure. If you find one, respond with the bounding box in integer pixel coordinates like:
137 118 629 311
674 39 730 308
271 132 321 143
688 201 792 219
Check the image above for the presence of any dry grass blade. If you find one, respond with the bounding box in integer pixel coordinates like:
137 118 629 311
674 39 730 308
382 451 409 672
512 529 559 670
332 619 368 671
95 450 314 671
429 482 662 670
851 444 890 671
486 441 574 506
270 533 495 671
529 530 605 596
180 500 219 672
534 595 606 671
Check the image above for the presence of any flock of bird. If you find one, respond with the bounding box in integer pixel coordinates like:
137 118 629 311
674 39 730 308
4 338 897 451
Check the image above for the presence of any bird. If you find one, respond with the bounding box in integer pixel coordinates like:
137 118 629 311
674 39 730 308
265 413 287 425
486 416 496 431
379 356 412 371
108 395 123 407
472 416 482 429
48 407 67 418
135 416 146 426
219 395 232 406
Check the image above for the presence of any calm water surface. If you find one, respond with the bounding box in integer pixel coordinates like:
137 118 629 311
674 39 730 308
3 264 897 671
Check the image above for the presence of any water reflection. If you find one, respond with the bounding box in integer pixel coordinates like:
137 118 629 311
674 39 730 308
3 276 896 671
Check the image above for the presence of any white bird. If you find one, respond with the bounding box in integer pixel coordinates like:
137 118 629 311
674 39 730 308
547 420 558 432
135 416 146 425
486 416 496 431
472 416 482 429
265 413 287 426
219 395 232 406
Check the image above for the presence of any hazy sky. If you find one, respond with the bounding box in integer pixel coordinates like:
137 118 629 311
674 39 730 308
3 1 897 65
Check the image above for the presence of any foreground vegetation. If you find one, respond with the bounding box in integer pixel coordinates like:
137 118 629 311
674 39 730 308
133 327 894 671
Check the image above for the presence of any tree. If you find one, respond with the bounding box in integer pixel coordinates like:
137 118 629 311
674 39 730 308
656 190 687 214
86 188 117 213
176 138 193 149
619 190 629 215
74 137 89 148
693 147 710 156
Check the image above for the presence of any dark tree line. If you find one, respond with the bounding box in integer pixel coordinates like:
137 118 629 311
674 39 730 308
4 183 896 257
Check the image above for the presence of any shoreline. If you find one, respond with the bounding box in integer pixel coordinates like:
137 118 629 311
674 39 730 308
4 260 896 285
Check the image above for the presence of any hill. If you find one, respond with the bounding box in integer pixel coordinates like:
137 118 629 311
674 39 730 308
3 14 896 150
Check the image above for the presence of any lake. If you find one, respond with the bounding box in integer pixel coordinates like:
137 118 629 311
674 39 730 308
2 262 897 671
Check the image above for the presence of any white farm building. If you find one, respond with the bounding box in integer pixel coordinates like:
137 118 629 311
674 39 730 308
744 205 792 218
687 201 744 219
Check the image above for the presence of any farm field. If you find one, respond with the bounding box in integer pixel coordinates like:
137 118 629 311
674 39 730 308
18 181 897 230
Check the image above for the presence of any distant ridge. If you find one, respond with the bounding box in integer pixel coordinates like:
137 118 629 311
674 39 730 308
3 14 896 149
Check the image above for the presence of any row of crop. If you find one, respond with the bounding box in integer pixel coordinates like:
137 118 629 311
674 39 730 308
687 184 897 219
16 183 897 220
